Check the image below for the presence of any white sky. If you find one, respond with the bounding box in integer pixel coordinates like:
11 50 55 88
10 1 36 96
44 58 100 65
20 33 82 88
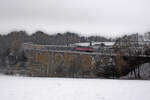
0 0 150 37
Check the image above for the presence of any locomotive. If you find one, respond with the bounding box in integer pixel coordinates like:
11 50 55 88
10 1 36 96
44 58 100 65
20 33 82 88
74 46 94 52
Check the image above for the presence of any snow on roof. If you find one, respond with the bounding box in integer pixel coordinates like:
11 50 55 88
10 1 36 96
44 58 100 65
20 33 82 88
73 42 115 46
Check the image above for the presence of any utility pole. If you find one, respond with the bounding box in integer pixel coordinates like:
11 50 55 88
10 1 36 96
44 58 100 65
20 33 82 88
90 41 92 46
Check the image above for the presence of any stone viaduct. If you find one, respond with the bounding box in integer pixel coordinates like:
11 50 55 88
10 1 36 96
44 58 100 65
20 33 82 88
20 43 150 78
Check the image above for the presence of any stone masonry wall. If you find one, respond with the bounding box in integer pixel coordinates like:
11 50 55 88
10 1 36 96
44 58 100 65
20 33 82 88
24 49 117 78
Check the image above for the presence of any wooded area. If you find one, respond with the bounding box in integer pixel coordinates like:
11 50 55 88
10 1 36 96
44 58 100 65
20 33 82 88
0 30 111 69
0 30 150 79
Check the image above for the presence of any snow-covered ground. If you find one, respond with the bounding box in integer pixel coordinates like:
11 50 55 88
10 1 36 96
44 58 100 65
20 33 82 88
0 75 150 100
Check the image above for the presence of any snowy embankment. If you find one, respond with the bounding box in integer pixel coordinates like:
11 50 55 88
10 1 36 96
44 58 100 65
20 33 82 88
0 75 150 100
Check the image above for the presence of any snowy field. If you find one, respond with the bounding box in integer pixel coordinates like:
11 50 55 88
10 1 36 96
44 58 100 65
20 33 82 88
0 75 150 100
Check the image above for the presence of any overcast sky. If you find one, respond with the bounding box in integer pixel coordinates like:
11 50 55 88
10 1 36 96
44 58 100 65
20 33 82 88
0 0 150 37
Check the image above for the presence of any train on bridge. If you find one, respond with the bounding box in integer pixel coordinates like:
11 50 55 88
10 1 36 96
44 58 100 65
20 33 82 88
22 42 114 53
